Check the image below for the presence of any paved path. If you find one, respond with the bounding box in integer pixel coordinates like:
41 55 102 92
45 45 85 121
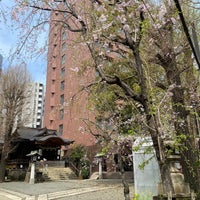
0 188 30 200
0 180 134 200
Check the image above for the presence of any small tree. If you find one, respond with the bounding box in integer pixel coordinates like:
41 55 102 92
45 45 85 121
68 144 89 178
0 64 31 182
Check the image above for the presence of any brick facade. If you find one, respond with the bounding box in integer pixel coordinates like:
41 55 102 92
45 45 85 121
43 7 96 147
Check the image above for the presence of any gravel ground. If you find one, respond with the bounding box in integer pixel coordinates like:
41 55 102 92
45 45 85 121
58 185 134 200
0 179 134 200
0 194 11 200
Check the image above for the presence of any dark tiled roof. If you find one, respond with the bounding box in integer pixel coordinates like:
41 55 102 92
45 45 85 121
12 127 74 145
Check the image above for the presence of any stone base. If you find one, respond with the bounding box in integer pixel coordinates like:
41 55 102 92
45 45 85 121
29 178 35 184
153 194 192 200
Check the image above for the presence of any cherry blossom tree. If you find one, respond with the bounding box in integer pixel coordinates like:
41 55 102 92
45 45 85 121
87 1 200 197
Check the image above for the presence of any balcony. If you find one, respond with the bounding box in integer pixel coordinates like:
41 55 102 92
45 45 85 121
38 98 43 102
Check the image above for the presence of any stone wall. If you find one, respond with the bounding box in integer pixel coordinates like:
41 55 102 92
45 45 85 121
7 169 26 181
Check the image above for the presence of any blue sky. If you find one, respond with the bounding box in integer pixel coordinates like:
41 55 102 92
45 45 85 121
0 0 47 85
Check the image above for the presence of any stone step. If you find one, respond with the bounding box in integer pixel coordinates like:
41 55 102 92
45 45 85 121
38 167 77 182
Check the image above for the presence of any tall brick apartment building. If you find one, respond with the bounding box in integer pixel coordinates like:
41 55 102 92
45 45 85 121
43 6 96 149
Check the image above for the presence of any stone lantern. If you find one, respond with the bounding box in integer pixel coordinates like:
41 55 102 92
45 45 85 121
26 150 42 184
94 153 105 179
154 141 193 200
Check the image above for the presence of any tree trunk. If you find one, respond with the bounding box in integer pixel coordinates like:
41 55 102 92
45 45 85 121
0 140 9 182
148 117 174 194
159 162 174 194
0 147 7 182
164 59 200 198
0 135 11 182
118 153 130 200
0 117 13 182
133 48 174 195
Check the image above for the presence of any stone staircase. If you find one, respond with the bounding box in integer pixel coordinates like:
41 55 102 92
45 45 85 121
38 167 77 182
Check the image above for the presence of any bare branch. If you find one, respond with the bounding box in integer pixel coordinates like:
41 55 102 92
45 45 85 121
70 80 102 102
136 10 145 46
30 5 72 14
82 119 111 142
155 82 167 90
30 4 87 34
51 19 85 32
96 65 143 103
14 21 49 56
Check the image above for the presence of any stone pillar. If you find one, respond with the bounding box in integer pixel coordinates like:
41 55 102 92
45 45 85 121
99 159 102 179
29 162 35 184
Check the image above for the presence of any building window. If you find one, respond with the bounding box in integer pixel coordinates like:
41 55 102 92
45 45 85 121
58 124 63 136
62 42 66 52
60 94 64 105
60 81 65 91
61 54 66 65
51 92 55 97
59 109 64 120
61 67 65 77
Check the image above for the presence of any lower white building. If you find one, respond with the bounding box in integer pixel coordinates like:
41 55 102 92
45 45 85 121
21 82 45 128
